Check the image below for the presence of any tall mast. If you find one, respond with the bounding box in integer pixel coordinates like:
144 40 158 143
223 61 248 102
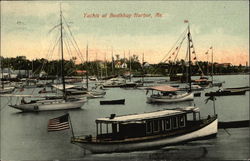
211 46 214 84
129 50 131 82
60 5 66 99
111 47 114 75
95 52 99 79
0 56 3 89
142 53 144 83
187 24 192 92
105 52 108 77
86 44 89 90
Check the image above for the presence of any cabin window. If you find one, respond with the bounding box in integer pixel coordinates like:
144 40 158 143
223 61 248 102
153 120 160 132
172 116 178 129
112 123 119 133
146 121 152 134
161 120 165 131
179 115 185 127
165 118 171 130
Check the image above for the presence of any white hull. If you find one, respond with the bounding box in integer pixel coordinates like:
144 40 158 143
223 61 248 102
147 92 194 103
0 87 15 94
9 98 86 112
73 118 217 153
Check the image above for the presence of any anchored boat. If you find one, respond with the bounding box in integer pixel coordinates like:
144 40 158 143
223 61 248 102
146 85 194 103
8 7 87 112
205 89 246 96
71 106 218 153
100 99 125 105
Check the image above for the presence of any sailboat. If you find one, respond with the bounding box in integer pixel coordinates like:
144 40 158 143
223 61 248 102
146 22 195 103
9 7 86 112
146 85 193 103
0 52 15 95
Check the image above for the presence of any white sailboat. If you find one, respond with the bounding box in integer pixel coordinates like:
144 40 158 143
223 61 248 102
146 85 193 103
146 23 196 103
9 7 86 112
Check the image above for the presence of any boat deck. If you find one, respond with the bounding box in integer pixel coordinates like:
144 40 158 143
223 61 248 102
72 116 217 144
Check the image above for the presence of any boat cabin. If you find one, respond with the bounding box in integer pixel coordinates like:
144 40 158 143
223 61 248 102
95 107 200 141
146 85 180 96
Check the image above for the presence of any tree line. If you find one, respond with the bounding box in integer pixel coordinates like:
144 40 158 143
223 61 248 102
0 56 248 78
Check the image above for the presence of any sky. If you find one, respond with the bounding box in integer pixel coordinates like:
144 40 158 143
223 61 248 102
1 1 249 65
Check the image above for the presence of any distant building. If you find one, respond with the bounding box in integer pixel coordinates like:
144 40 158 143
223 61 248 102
13 70 32 78
215 63 231 67
76 70 87 75
0 68 18 79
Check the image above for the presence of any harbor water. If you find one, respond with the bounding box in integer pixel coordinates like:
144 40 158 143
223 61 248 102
0 74 249 160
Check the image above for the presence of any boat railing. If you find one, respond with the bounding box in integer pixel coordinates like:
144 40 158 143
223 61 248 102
71 135 93 142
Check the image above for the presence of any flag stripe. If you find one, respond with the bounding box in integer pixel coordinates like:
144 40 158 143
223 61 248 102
47 114 70 132
48 125 70 130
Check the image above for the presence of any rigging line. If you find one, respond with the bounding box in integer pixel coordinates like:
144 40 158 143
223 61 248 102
39 35 61 75
63 34 76 73
150 27 188 74
41 28 60 68
164 35 187 64
159 26 188 63
152 32 187 75
189 33 204 76
63 34 83 78
33 32 61 75
63 27 85 64
63 29 84 63
168 36 186 76
62 15 85 63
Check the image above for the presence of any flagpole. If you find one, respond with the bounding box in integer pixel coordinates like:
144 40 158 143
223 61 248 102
213 96 216 116
68 113 75 138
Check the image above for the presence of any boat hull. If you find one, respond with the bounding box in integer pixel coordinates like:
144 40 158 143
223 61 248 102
0 87 15 94
147 92 194 103
9 98 86 112
72 118 217 153
205 90 246 96
100 99 125 105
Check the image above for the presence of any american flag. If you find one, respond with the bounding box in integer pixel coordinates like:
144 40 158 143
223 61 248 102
48 114 70 132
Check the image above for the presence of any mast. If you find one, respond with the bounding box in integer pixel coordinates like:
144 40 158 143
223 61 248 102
95 52 99 80
105 52 108 77
111 47 114 75
142 53 144 83
86 44 89 90
0 56 3 89
60 5 66 99
187 24 192 92
129 50 131 82
211 46 214 84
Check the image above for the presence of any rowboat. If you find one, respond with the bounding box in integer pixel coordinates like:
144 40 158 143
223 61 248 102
205 89 246 96
100 99 125 105
224 86 250 92
71 106 218 153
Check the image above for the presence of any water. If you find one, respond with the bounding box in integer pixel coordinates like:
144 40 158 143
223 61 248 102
0 74 249 160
